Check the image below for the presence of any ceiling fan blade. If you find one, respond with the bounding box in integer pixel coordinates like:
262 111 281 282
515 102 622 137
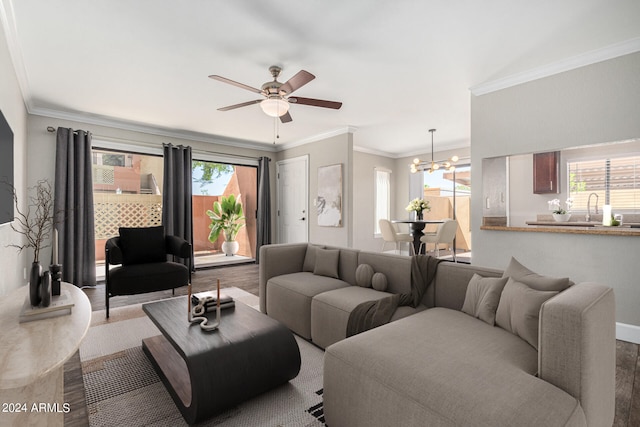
280 111 293 123
209 75 263 94
279 70 315 95
217 99 262 111
288 97 342 110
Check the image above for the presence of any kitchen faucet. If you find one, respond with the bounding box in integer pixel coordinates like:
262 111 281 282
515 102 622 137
586 193 599 222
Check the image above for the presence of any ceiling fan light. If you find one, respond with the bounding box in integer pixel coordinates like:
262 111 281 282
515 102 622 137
260 98 290 117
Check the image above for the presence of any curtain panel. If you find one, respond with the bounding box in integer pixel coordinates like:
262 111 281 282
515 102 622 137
54 128 96 287
256 156 272 263
162 143 194 268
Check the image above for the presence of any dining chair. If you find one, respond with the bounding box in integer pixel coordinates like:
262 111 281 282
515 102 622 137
419 219 458 261
379 219 414 255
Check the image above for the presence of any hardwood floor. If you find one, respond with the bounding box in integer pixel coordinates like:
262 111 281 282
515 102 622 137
64 262 640 426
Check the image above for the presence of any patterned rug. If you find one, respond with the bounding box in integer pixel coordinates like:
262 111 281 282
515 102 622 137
80 288 325 426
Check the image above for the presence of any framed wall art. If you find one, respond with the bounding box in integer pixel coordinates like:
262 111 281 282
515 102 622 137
316 164 342 227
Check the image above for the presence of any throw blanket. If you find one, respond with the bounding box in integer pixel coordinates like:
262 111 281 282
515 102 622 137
346 255 442 338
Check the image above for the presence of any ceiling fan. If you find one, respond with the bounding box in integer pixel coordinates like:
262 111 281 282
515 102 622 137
209 66 342 123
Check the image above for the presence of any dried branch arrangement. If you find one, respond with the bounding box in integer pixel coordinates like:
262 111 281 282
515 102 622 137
8 180 54 263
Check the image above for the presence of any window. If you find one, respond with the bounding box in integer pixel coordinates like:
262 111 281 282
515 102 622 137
568 155 640 212
374 168 391 235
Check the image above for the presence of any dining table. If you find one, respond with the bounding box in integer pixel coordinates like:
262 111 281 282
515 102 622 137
392 219 444 255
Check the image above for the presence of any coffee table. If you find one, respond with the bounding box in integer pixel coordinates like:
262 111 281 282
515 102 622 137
142 297 301 424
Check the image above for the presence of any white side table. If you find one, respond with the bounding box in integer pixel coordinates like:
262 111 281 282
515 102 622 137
0 282 91 426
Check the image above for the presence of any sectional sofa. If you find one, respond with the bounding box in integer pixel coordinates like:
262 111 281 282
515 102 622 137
258 243 615 427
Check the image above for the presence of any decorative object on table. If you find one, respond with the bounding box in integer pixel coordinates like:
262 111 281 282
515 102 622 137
7 180 55 307
49 228 62 296
316 163 343 227
39 271 52 307
187 281 221 331
406 198 431 221
548 198 573 222
207 194 245 256
191 290 235 311
410 129 459 174
613 213 623 226
19 289 74 323
602 204 612 226
49 263 62 296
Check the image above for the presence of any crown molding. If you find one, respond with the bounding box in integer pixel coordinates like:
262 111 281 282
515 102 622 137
276 126 358 151
29 107 279 152
470 37 640 96
353 144 396 158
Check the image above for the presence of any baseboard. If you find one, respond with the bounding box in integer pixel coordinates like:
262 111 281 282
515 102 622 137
617 322 640 344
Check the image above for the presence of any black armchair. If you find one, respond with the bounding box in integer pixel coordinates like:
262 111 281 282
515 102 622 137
105 226 192 318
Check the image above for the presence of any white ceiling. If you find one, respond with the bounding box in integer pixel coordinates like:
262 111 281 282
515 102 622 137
2 0 640 156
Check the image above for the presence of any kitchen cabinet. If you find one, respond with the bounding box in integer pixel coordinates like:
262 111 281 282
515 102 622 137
533 151 559 194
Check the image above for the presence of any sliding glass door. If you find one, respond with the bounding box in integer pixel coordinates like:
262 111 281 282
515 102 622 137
191 161 257 267
422 164 471 262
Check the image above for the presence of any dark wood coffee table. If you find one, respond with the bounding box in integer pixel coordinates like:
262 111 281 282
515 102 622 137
142 297 301 424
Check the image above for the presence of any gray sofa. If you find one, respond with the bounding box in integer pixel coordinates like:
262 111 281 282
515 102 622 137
259 243 615 427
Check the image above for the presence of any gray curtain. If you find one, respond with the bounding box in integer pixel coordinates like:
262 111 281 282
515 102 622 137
54 128 96 287
256 156 271 263
162 143 193 268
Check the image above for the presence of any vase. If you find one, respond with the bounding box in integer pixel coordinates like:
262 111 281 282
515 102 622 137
416 211 423 221
552 213 571 222
40 271 52 307
29 261 42 307
221 241 239 256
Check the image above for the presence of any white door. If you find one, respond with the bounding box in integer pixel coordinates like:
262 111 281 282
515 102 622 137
277 156 309 243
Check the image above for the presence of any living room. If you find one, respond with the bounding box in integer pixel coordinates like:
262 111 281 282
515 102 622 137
1 1 640 426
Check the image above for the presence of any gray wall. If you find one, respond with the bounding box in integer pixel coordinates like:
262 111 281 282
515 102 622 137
0 19 28 297
352 149 396 251
471 51 640 327
277 133 353 247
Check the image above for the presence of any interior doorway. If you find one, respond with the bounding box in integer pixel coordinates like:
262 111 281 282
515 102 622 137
277 156 309 243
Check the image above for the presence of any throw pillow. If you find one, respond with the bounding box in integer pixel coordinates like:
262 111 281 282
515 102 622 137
502 257 571 292
495 277 558 349
118 226 166 266
313 249 340 279
371 272 388 292
461 274 509 325
355 264 374 288
303 245 323 272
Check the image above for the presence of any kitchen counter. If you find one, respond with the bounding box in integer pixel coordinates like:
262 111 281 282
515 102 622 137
482 224 640 236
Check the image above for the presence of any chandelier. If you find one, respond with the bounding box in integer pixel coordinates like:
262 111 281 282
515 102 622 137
410 129 459 174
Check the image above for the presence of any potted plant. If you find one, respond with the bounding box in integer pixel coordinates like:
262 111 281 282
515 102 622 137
206 194 245 256
548 198 573 222
405 198 431 220
8 180 55 306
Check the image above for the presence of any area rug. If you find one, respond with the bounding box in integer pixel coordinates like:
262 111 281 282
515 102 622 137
80 287 326 426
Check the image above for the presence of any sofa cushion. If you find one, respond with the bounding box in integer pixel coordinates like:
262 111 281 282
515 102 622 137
502 257 571 292
314 248 340 278
357 251 412 294
371 272 388 292
302 244 323 272
118 226 166 266
496 278 558 349
355 264 374 287
266 272 349 339
428 262 503 309
324 308 584 427
311 286 425 349
461 274 508 325
108 261 188 295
